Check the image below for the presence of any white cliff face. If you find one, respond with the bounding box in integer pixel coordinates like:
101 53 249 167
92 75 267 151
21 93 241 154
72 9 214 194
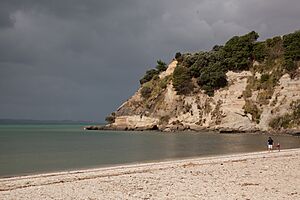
110 61 300 132
112 115 159 130
259 73 300 131
166 71 255 131
213 71 255 131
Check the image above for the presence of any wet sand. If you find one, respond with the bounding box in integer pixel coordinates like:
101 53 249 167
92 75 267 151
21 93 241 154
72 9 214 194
1 149 300 199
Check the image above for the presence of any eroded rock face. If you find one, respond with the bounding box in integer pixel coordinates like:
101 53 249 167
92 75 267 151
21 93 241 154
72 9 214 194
259 74 300 131
159 60 177 79
160 71 256 131
109 61 300 132
110 115 159 130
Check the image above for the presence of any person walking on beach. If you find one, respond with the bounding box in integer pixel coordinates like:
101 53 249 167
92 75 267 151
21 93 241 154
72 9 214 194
267 137 274 152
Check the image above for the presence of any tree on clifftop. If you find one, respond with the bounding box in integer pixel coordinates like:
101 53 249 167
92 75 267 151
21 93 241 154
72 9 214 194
155 60 167 72
223 31 259 70
139 60 167 85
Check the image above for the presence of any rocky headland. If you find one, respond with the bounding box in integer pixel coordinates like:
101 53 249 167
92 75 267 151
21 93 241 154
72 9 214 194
95 31 300 133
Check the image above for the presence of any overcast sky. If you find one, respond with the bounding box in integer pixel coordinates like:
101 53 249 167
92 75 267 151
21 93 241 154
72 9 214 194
0 0 300 122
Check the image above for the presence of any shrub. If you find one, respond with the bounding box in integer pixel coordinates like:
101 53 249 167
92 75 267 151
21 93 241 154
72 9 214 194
155 60 167 72
181 53 198 68
260 73 270 83
212 45 223 51
253 42 267 62
223 31 259 70
282 31 300 77
284 59 296 71
243 100 261 123
266 36 282 48
159 75 171 89
269 114 291 130
152 74 159 80
175 52 182 61
265 36 283 59
139 69 159 85
172 65 193 95
283 30 300 61
178 48 227 96
140 85 152 99
243 85 252 98
201 85 214 96
189 52 210 77
197 63 227 96
139 60 167 85
189 51 224 77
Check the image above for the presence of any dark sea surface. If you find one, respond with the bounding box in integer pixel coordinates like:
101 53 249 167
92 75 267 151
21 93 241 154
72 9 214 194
0 124 299 178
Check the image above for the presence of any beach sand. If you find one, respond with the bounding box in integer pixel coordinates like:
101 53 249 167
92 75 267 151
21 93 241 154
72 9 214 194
1 149 300 199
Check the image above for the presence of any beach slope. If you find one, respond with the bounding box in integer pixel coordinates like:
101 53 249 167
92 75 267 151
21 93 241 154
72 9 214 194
1 149 300 199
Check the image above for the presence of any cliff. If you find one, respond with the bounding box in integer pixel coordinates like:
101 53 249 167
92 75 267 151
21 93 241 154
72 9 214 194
105 31 300 132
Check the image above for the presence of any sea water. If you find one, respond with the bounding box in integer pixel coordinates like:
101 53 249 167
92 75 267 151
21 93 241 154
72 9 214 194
0 124 299 177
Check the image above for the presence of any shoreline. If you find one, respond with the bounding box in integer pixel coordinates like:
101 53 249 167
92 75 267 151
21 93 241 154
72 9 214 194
0 148 292 180
84 125 300 137
1 149 300 199
0 145 296 179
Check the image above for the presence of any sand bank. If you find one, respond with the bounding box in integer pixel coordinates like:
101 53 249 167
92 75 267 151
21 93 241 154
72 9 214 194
1 149 300 199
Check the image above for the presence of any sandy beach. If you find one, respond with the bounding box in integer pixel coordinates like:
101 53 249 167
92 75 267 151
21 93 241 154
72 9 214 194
1 149 300 200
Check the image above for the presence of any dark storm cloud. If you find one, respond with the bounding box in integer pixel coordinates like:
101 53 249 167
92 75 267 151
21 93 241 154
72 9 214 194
1 0 300 121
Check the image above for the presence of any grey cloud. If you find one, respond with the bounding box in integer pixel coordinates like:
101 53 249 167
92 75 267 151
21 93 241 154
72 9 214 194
0 0 300 121
0 9 15 28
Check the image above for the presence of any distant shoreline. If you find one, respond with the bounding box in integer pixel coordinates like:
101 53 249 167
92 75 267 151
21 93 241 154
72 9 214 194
0 119 99 125
83 125 300 136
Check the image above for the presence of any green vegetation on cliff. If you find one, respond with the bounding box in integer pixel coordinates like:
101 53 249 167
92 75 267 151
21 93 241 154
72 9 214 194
173 31 262 96
223 31 259 71
141 75 171 99
172 65 193 95
140 60 167 85
283 31 300 77
138 30 300 98
172 30 300 96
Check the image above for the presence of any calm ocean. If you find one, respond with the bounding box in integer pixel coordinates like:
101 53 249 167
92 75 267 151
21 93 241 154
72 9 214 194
0 124 299 178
